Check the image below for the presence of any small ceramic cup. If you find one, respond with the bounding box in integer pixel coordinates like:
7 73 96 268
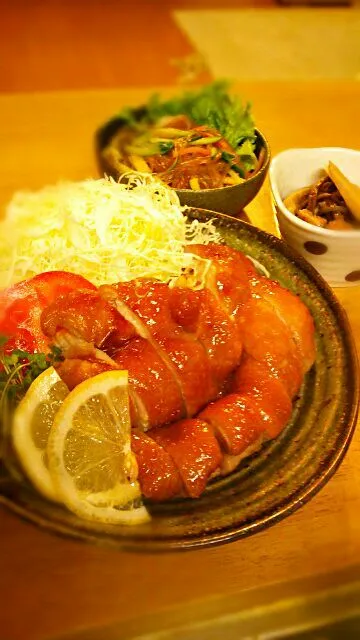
269 147 360 287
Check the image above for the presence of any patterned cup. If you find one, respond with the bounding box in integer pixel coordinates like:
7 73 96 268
270 147 360 287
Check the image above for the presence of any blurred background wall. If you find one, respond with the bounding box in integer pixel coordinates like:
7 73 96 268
0 0 358 92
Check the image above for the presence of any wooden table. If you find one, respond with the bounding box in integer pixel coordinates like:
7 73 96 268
0 83 360 640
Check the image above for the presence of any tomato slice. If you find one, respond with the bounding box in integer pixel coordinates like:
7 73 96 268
0 271 96 354
2 329 38 355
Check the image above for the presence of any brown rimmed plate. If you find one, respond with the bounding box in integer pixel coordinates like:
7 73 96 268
0 209 358 551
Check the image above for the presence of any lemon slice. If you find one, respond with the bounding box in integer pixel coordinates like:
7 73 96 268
12 367 69 502
47 370 149 525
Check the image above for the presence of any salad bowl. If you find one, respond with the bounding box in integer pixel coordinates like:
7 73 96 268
96 117 270 216
94 82 270 216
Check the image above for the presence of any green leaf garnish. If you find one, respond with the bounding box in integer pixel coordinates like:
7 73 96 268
116 80 258 171
0 337 63 411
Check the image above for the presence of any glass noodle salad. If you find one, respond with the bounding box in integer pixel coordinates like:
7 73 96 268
101 82 266 191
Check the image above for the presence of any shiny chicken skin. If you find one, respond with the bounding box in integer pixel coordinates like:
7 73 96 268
41 244 316 502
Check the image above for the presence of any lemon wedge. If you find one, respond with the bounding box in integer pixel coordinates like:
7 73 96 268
12 367 69 502
47 370 149 525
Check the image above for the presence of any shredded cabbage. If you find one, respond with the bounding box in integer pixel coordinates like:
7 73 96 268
0 174 221 288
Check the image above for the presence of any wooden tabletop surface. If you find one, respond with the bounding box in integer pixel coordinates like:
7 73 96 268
0 82 360 640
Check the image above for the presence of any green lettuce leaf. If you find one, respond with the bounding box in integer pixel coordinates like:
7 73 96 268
116 81 257 168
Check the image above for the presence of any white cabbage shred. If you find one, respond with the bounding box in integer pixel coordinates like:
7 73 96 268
0 174 221 288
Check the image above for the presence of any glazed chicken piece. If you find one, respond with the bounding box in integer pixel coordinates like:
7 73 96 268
185 243 257 319
236 288 304 397
131 430 183 501
129 352 297 501
57 357 114 390
198 350 294 459
40 243 316 501
42 245 257 428
252 277 316 373
150 419 222 498
168 286 243 386
113 338 187 429
231 354 292 427
199 392 281 456
234 273 315 398
41 289 136 351
102 281 220 417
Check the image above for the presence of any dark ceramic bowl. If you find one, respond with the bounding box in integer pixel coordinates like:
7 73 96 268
94 109 270 216
0 210 358 551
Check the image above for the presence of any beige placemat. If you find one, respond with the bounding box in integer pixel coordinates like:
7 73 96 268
174 8 360 80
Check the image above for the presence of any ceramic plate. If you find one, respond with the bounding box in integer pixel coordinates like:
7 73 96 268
0 210 358 551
